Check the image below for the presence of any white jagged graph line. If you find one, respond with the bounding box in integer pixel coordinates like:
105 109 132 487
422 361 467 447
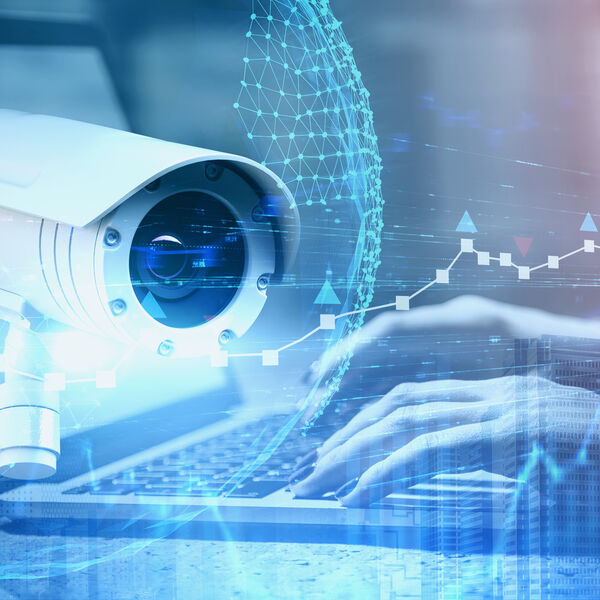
230 237 599 358
4 238 598 386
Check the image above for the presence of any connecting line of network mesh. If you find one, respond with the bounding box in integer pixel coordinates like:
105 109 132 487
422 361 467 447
5 239 598 387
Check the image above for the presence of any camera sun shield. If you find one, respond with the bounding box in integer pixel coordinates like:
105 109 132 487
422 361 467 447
0 111 300 357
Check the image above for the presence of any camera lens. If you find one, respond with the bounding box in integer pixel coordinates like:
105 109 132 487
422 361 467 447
145 235 187 280
129 191 246 328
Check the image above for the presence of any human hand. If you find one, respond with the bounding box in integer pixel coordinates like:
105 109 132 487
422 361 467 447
301 295 597 425
291 376 600 507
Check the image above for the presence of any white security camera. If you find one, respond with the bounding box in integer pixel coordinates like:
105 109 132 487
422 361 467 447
0 109 299 480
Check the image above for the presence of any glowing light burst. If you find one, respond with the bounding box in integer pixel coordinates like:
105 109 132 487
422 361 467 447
234 0 385 426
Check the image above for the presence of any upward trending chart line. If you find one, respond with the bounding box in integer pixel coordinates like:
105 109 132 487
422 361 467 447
11 238 599 393
224 237 599 366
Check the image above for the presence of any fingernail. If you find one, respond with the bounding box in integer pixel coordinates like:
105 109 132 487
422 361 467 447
288 464 315 485
334 477 359 499
294 449 318 470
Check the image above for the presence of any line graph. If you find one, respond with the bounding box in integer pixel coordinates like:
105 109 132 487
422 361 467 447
227 237 599 363
4 238 598 387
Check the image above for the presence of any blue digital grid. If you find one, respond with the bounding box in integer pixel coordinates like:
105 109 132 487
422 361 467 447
234 0 384 425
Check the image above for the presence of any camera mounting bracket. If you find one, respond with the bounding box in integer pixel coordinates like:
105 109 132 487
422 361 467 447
0 289 60 480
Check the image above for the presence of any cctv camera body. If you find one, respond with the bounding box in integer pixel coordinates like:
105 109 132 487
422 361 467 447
0 110 299 479
0 110 298 357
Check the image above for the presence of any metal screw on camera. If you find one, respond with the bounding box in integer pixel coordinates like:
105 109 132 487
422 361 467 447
205 162 223 181
104 228 121 248
110 299 127 316
219 330 233 346
158 340 174 356
257 275 269 291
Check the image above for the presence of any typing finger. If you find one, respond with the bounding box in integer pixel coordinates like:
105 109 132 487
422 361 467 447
339 417 510 507
292 398 504 499
317 379 492 459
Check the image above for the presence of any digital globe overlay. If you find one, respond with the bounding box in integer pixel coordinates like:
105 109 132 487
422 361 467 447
234 0 385 429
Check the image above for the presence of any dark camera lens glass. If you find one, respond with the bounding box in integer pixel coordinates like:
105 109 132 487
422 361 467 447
129 191 246 328
146 235 187 280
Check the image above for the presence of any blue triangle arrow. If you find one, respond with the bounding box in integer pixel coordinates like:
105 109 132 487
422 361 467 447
456 210 477 233
314 280 341 305
580 212 598 232
141 292 167 319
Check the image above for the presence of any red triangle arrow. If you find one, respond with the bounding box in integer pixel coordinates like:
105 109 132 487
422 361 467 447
513 236 533 257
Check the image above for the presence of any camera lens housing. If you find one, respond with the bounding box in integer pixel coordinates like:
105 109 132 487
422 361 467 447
129 191 246 329
14 157 296 359
0 111 298 360
18 156 296 359
91 159 284 357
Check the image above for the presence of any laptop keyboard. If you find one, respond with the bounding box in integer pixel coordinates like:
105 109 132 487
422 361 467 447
63 414 323 499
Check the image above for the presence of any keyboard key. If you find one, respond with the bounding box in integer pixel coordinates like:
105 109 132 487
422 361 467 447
66 413 326 499
226 480 286 498
87 482 144 495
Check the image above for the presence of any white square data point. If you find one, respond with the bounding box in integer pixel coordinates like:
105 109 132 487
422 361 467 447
262 350 279 367
395 296 410 311
499 253 512 267
320 314 336 330
460 238 474 253
44 372 66 392
518 266 530 280
210 351 229 368
477 251 490 266
436 269 449 284
548 255 559 269
584 239 595 253
95 370 116 389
